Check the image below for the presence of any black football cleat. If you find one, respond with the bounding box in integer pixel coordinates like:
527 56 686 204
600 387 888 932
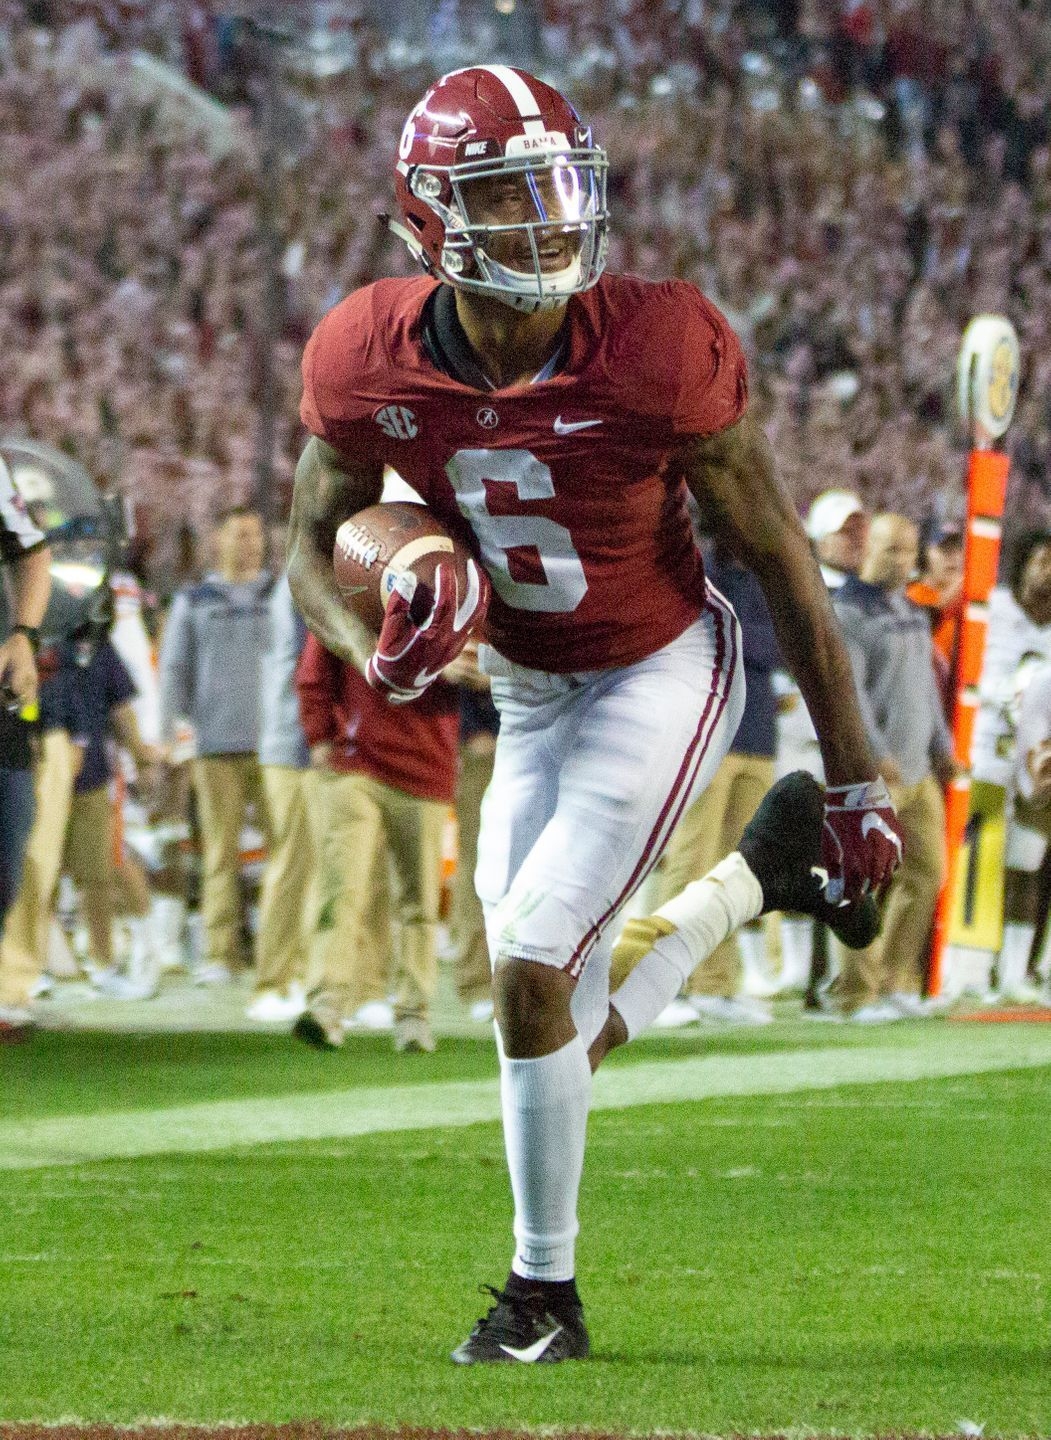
451 1285 590 1364
738 771 881 949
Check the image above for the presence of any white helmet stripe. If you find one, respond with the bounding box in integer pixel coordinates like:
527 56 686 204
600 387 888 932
481 64 547 137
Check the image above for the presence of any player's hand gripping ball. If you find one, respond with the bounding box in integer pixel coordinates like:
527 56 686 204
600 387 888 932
333 502 490 704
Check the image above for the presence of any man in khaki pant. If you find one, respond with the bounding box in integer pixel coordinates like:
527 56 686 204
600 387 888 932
249 573 315 1022
831 514 956 1019
159 508 272 982
0 729 80 1013
2 628 162 1008
294 632 460 1053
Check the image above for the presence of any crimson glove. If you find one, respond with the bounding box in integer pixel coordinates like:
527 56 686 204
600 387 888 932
365 558 489 704
820 777 903 903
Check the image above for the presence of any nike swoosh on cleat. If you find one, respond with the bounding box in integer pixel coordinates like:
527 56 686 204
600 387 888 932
499 1325 563 1362
810 865 847 906
553 416 603 435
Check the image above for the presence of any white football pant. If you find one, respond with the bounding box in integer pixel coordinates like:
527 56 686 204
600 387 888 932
477 588 745 1047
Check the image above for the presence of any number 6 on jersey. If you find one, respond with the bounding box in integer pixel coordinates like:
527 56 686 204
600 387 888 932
445 448 589 615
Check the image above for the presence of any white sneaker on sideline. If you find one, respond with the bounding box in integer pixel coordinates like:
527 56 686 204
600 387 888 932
246 988 307 1023
849 1000 905 1024
28 974 53 999
394 1016 436 1053
91 967 158 1001
886 992 928 1018
0 1002 35 1026
887 991 952 1018
689 995 774 1026
344 999 395 1032
193 962 234 986
995 978 1045 1005
652 998 700 1029
469 999 494 1024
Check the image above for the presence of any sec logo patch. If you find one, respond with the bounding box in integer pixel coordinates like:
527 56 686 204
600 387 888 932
373 405 418 441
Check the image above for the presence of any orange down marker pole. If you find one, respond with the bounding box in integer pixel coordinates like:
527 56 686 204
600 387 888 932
927 316 1020 996
928 451 1009 993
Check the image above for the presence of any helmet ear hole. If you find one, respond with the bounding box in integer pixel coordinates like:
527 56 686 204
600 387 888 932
407 212 427 233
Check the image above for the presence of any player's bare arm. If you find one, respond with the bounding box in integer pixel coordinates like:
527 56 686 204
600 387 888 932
680 412 876 788
286 436 383 670
0 542 51 706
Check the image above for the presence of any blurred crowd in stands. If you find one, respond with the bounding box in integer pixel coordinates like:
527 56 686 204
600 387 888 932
1 0 1051 589
4 484 1051 1044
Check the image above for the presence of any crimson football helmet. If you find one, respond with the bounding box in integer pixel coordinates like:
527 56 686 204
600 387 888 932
391 65 608 313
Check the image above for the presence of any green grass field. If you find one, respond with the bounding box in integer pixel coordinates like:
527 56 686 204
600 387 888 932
2 1018 1049 1436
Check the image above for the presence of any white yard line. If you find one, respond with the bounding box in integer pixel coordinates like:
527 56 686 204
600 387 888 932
3 1026 1050 1170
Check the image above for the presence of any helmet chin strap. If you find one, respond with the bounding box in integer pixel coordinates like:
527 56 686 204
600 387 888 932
481 253 583 312
383 213 432 270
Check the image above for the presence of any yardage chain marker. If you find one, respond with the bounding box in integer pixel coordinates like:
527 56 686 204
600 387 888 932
3 1028 1050 1170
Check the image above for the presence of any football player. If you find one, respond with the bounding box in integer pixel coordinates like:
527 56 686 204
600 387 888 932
287 65 902 1364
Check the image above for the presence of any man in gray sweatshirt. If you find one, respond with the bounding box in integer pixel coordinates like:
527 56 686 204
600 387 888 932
159 506 272 982
832 513 956 1018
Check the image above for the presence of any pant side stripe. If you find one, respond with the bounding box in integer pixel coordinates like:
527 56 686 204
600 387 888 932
566 595 738 978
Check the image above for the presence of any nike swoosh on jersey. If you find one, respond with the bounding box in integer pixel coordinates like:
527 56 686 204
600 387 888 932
861 812 902 852
553 416 603 435
499 1324 563 1363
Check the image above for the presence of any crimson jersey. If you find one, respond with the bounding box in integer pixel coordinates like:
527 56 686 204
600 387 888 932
301 272 748 672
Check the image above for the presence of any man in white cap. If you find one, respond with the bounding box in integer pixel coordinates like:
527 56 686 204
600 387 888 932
777 490 870 1001
805 489 870 592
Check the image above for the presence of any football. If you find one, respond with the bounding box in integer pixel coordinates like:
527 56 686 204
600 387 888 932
333 500 487 636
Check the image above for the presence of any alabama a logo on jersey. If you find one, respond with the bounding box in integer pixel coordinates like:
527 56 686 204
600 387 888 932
373 404 418 441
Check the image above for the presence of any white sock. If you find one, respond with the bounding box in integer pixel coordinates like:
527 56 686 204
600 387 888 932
498 1034 591 1282
738 924 775 996
126 916 159 991
152 895 187 971
997 922 1035 994
778 916 813 990
611 930 694 1041
657 852 763 956
612 853 763 1040
738 924 765 970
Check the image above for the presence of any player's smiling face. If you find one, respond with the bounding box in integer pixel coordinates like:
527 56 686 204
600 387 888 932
461 167 585 275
